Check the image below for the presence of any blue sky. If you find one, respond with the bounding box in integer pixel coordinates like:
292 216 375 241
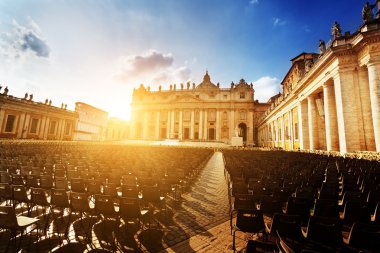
0 0 366 119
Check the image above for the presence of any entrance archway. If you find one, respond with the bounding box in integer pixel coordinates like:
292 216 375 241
238 123 247 142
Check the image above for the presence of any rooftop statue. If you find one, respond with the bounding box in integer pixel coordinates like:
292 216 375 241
187 82 190 90
181 83 184 90
29 94 33 101
319 39 326 54
3 86 8 95
159 85 162 92
45 99 48 104
24 93 28 99
49 99 52 106
331 21 342 40
362 1 376 22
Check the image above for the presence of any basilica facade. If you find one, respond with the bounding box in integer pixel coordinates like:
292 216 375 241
257 18 380 153
130 72 269 145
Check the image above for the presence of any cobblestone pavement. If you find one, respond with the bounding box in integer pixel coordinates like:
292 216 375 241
0 151 238 252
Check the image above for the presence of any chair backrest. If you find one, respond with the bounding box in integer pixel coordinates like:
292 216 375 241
305 216 341 247
119 197 140 219
70 178 86 192
122 186 139 199
259 195 283 215
143 186 161 202
94 194 116 216
233 194 255 211
0 183 12 199
313 198 339 218
30 187 49 206
40 175 53 189
103 183 118 197
343 201 371 223
347 222 380 251
11 174 24 185
70 192 90 212
236 209 265 233
12 185 29 202
26 175 39 188
55 177 68 190
87 179 101 194
269 214 302 240
285 197 312 221
0 172 11 184
51 188 70 208
0 206 18 229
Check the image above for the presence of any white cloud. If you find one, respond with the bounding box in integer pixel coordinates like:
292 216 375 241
0 18 50 59
273 17 287 26
253 76 281 102
249 0 259 5
115 49 191 88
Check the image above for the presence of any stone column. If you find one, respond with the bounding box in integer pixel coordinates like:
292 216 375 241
230 110 235 140
170 111 175 139
334 70 362 153
166 111 170 139
358 66 376 151
216 110 220 140
190 110 195 139
367 61 380 152
143 111 148 140
298 100 309 149
288 111 293 150
155 111 160 140
281 117 285 148
203 110 208 140
199 110 203 140
323 82 339 151
179 111 183 140
308 95 319 150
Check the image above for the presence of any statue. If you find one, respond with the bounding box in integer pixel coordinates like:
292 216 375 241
24 93 28 99
29 94 33 101
180 83 184 90
45 99 48 104
0 86 2 91
3 86 8 95
305 59 313 73
319 39 326 54
231 82 234 89
362 1 375 22
192 83 195 89
187 82 190 90
331 21 342 40
170 84 172 91
173 84 176 90
147 86 150 92
48 99 52 106
158 85 162 92
61 103 64 108
217 82 220 88
64 104 67 109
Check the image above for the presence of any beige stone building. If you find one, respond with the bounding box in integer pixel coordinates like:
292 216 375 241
74 102 108 141
130 72 269 145
258 19 380 153
0 90 77 140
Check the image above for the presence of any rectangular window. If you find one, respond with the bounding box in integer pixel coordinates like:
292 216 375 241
29 118 39 134
240 92 246 99
48 121 57 135
209 110 216 121
5 115 16 133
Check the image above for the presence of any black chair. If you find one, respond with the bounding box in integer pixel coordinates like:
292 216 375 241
232 209 266 251
50 188 71 242
94 194 119 249
30 187 51 233
285 197 312 224
12 174 25 185
259 195 283 216
119 197 150 230
0 182 12 205
0 205 39 252
230 194 255 234
343 222 380 252
70 192 94 242
265 213 302 239
341 201 371 225
40 174 54 190
142 185 166 214
302 216 342 249
12 185 31 215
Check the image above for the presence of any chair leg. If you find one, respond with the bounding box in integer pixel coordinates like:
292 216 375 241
232 229 237 252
